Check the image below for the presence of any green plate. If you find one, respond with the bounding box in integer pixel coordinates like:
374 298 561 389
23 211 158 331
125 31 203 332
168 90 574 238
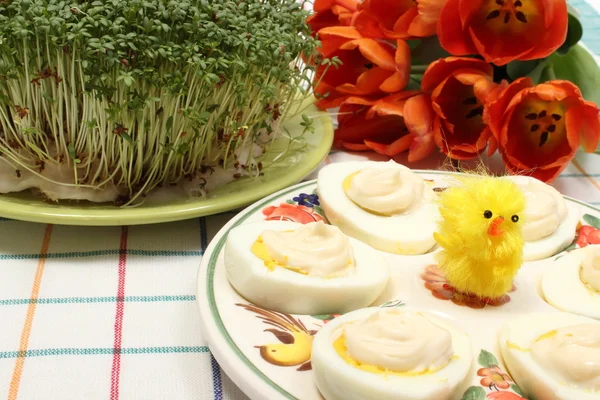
0 98 333 226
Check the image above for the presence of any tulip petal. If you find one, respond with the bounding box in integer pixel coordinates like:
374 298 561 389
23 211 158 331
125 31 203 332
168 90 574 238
354 39 396 70
314 82 350 110
458 0 484 28
365 133 414 156
484 77 533 139
404 93 435 136
468 26 537 66
391 6 419 38
566 102 600 153
353 10 387 38
421 57 492 92
335 101 407 143
338 141 371 151
318 27 363 57
404 94 437 161
337 66 391 95
378 40 411 92
437 0 477 55
522 0 567 60
406 0 446 37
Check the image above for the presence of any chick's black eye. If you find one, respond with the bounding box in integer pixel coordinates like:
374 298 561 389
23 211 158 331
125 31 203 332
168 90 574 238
511 215 519 223
483 210 493 219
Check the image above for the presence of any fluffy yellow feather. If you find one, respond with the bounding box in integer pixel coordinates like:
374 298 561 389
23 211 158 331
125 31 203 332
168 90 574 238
433 172 526 299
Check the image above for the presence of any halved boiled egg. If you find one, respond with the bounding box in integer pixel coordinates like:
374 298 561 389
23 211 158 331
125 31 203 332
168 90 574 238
506 176 580 261
317 160 438 255
224 221 390 315
311 307 473 400
499 311 600 400
541 245 600 319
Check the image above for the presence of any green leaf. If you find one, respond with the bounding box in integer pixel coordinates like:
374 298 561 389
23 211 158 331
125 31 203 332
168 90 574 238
583 214 600 229
461 386 486 400
67 143 81 164
411 36 452 65
121 132 133 144
311 314 333 321
507 59 541 81
511 383 525 397
548 44 600 105
478 349 499 367
165 116 174 133
557 7 583 55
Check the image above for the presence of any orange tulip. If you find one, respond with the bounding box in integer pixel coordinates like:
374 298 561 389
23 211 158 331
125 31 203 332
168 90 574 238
314 27 411 109
335 91 436 161
485 78 600 183
354 0 448 39
307 0 358 35
437 0 568 66
421 57 498 159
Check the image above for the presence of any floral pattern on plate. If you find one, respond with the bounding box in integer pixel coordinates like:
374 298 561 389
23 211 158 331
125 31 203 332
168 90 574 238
461 350 526 400
262 189 326 224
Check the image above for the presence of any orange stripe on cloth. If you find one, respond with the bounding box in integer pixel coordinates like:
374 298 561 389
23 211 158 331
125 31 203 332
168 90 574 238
8 224 53 400
572 158 600 191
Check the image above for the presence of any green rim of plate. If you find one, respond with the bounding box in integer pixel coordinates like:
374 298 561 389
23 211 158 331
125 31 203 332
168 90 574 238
0 98 334 226
204 171 600 400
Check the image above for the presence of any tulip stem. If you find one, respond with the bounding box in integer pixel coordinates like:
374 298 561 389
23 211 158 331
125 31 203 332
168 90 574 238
410 65 429 74
546 64 557 81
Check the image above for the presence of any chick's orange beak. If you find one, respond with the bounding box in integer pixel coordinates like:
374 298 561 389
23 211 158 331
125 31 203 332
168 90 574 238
488 217 505 237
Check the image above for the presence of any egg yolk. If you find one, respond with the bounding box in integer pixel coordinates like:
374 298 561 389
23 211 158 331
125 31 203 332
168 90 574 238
333 333 455 377
251 236 309 275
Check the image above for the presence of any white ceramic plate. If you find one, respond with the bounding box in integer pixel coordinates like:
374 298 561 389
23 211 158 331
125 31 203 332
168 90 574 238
196 171 600 400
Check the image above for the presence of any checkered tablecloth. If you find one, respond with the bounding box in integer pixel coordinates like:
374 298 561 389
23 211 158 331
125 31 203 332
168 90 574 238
2 3 600 399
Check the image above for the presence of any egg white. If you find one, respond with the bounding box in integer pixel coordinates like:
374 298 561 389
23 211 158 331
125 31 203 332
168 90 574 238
505 176 580 261
499 311 600 400
224 221 390 315
541 246 600 320
311 307 473 400
317 161 438 255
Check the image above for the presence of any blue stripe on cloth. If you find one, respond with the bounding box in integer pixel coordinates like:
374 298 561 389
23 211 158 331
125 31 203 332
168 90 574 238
211 354 224 400
0 346 210 359
0 249 202 260
571 0 600 55
0 295 196 306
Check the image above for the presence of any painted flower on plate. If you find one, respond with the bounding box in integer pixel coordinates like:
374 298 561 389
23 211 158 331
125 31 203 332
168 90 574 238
262 203 325 224
478 365 513 390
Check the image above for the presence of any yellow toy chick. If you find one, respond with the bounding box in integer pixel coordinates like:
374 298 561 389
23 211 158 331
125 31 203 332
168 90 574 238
433 174 526 300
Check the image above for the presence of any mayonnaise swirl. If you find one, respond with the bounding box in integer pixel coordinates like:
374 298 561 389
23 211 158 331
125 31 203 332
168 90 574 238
343 310 453 373
261 222 354 277
344 163 424 215
532 324 600 391
581 246 600 292
512 176 567 241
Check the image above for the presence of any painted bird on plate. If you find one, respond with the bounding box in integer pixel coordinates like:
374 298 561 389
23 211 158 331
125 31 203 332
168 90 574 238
433 173 526 300
237 303 317 371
